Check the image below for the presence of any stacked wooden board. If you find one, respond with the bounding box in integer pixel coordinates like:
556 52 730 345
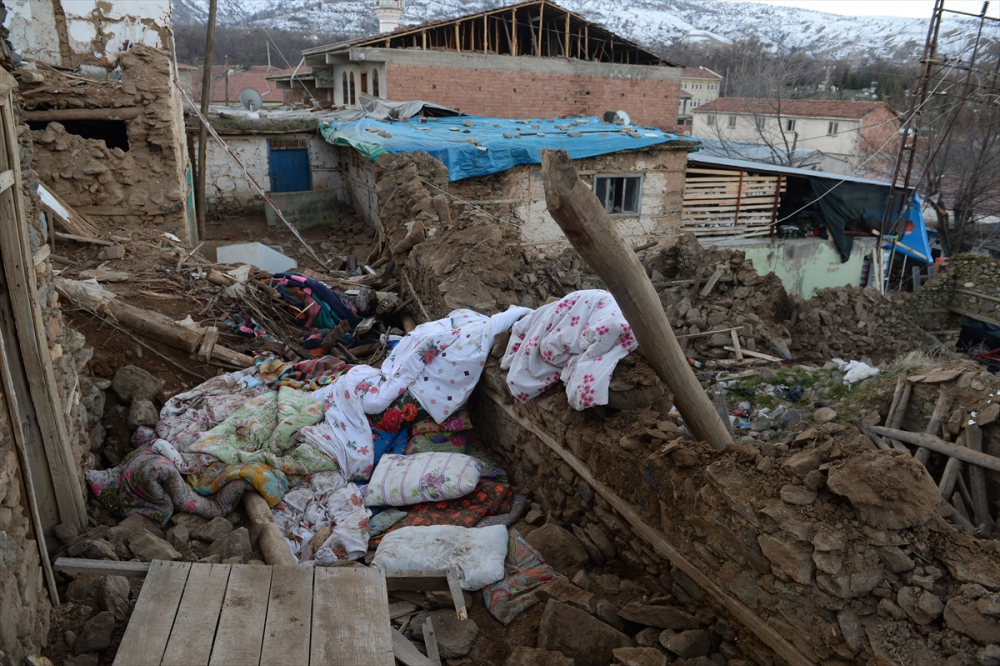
681 168 785 237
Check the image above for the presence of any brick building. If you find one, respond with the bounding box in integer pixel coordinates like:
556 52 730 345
274 0 683 131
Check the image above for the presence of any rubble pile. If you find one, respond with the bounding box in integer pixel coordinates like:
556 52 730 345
23 45 188 235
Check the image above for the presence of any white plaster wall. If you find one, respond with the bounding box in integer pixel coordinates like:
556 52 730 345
513 155 683 244
692 114 861 160
206 134 346 215
332 63 386 106
6 0 171 63
5 0 60 62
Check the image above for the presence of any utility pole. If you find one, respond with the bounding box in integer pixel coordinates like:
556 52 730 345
724 66 729 97
195 0 218 243
225 55 230 106
266 41 271 70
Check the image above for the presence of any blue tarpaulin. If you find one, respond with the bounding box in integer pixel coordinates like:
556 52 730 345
320 115 688 182
893 192 933 262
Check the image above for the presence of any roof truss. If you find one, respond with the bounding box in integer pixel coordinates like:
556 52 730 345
304 0 671 67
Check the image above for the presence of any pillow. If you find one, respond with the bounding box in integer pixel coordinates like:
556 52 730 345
366 452 482 507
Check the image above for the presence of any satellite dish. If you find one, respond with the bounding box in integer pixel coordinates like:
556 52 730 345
616 110 631 125
240 88 263 113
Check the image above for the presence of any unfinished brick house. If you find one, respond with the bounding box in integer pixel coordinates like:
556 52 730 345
275 0 684 131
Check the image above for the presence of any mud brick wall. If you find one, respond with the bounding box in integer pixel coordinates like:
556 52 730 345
471 366 1000 666
385 62 683 131
24 44 190 239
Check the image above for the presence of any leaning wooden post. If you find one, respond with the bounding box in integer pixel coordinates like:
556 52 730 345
539 149 734 450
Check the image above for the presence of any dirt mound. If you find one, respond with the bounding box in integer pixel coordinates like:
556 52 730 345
827 449 941 529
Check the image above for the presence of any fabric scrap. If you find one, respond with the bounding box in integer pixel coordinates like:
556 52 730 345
372 524 509 591
257 355 351 391
483 528 561 625
368 508 407 537
377 482 512 541
477 494 527 529
187 461 289 508
366 452 482 507
271 471 371 564
86 447 247 527
501 290 637 410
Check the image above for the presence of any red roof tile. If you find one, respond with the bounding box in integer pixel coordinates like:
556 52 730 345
694 98 894 120
682 66 722 80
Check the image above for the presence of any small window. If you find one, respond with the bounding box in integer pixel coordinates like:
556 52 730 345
349 71 356 105
594 175 642 215
707 114 716 126
372 69 379 97
828 122 839 135
342 72 348 105
728 115 737 127
786 119 796 131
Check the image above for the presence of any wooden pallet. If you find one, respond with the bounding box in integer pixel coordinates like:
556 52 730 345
113 561 394 666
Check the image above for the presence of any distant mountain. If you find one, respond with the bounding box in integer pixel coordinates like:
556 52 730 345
171 0 983 63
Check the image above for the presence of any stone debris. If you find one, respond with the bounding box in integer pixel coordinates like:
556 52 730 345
537 600 634 666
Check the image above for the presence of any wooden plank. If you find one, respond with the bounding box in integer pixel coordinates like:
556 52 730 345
0 98 88 531
965 423 995 531
730 329 744 362
311 566 394 666
915 389 954 465
113 560 192 666
481 389 814 666
197 326 219 363
0 169 12 192
445 568 467 621
699 269 724 297
391 629 434 666
55 557 151 578
260 566 315 666
53 232 112 245
38 184 100 238
722 346 782 362
422 617 442 666
209 564 272 666
385 569 452 592
162 563 232 666
868 426 1000 472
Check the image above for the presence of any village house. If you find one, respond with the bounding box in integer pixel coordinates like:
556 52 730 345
691 98 901 175
677 66 722 133
271 0 684 131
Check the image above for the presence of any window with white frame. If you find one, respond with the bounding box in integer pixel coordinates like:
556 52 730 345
786 119 796 131
707 114 716 126
728 115 737 127
594 175 642 215
828 122 839 135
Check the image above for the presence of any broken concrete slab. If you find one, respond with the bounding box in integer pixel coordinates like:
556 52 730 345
216 242 297 274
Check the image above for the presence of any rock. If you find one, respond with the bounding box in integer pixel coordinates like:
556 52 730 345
112 365 163 402
779 484 817 506
826 451 940 529
99 576 131 622
779 409 803 428
207 527 252 562
634 627 661 648
116 513 165 541
781 449 823 476
98 245 125 260
76 611 115 654
537 600 634 666
813 551 843 575
814 407 838 424
65 655 99 666
758 534 814 584
613 647 667 666
572 570 591 591
68 539 118 561
55 522 79 544
878 546 915 574
812 531 845 552
506 646 575 666
127 399 158 429
707 333 730 347
166 525 189 549
67 575 103 602
584 524 616 561
594 600 623 631
525 509 545 526
837 609 862 654
979 592 1000 616
191 516 234 543
408 609 478 659
978 644 1000 666
526 523 589 573
944 596 1000 644
129 531 181 562
897 586 943 624
878 598 907 620
617 602 700 630
536 578 595 612
661 629 710 659
752 415 771 432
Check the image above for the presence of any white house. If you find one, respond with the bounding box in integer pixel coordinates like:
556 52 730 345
691 98 900 175
677 66 722 132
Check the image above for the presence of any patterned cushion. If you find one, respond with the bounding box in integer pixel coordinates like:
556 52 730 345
366 452 482 507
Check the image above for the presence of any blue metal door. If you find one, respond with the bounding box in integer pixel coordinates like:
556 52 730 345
268 140 311 193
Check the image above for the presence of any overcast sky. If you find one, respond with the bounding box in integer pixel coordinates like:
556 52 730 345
723 0 998 19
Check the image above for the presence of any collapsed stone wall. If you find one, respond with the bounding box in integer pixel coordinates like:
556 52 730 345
907 254 1000 332
471 369 1000 666
22 44 189 238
